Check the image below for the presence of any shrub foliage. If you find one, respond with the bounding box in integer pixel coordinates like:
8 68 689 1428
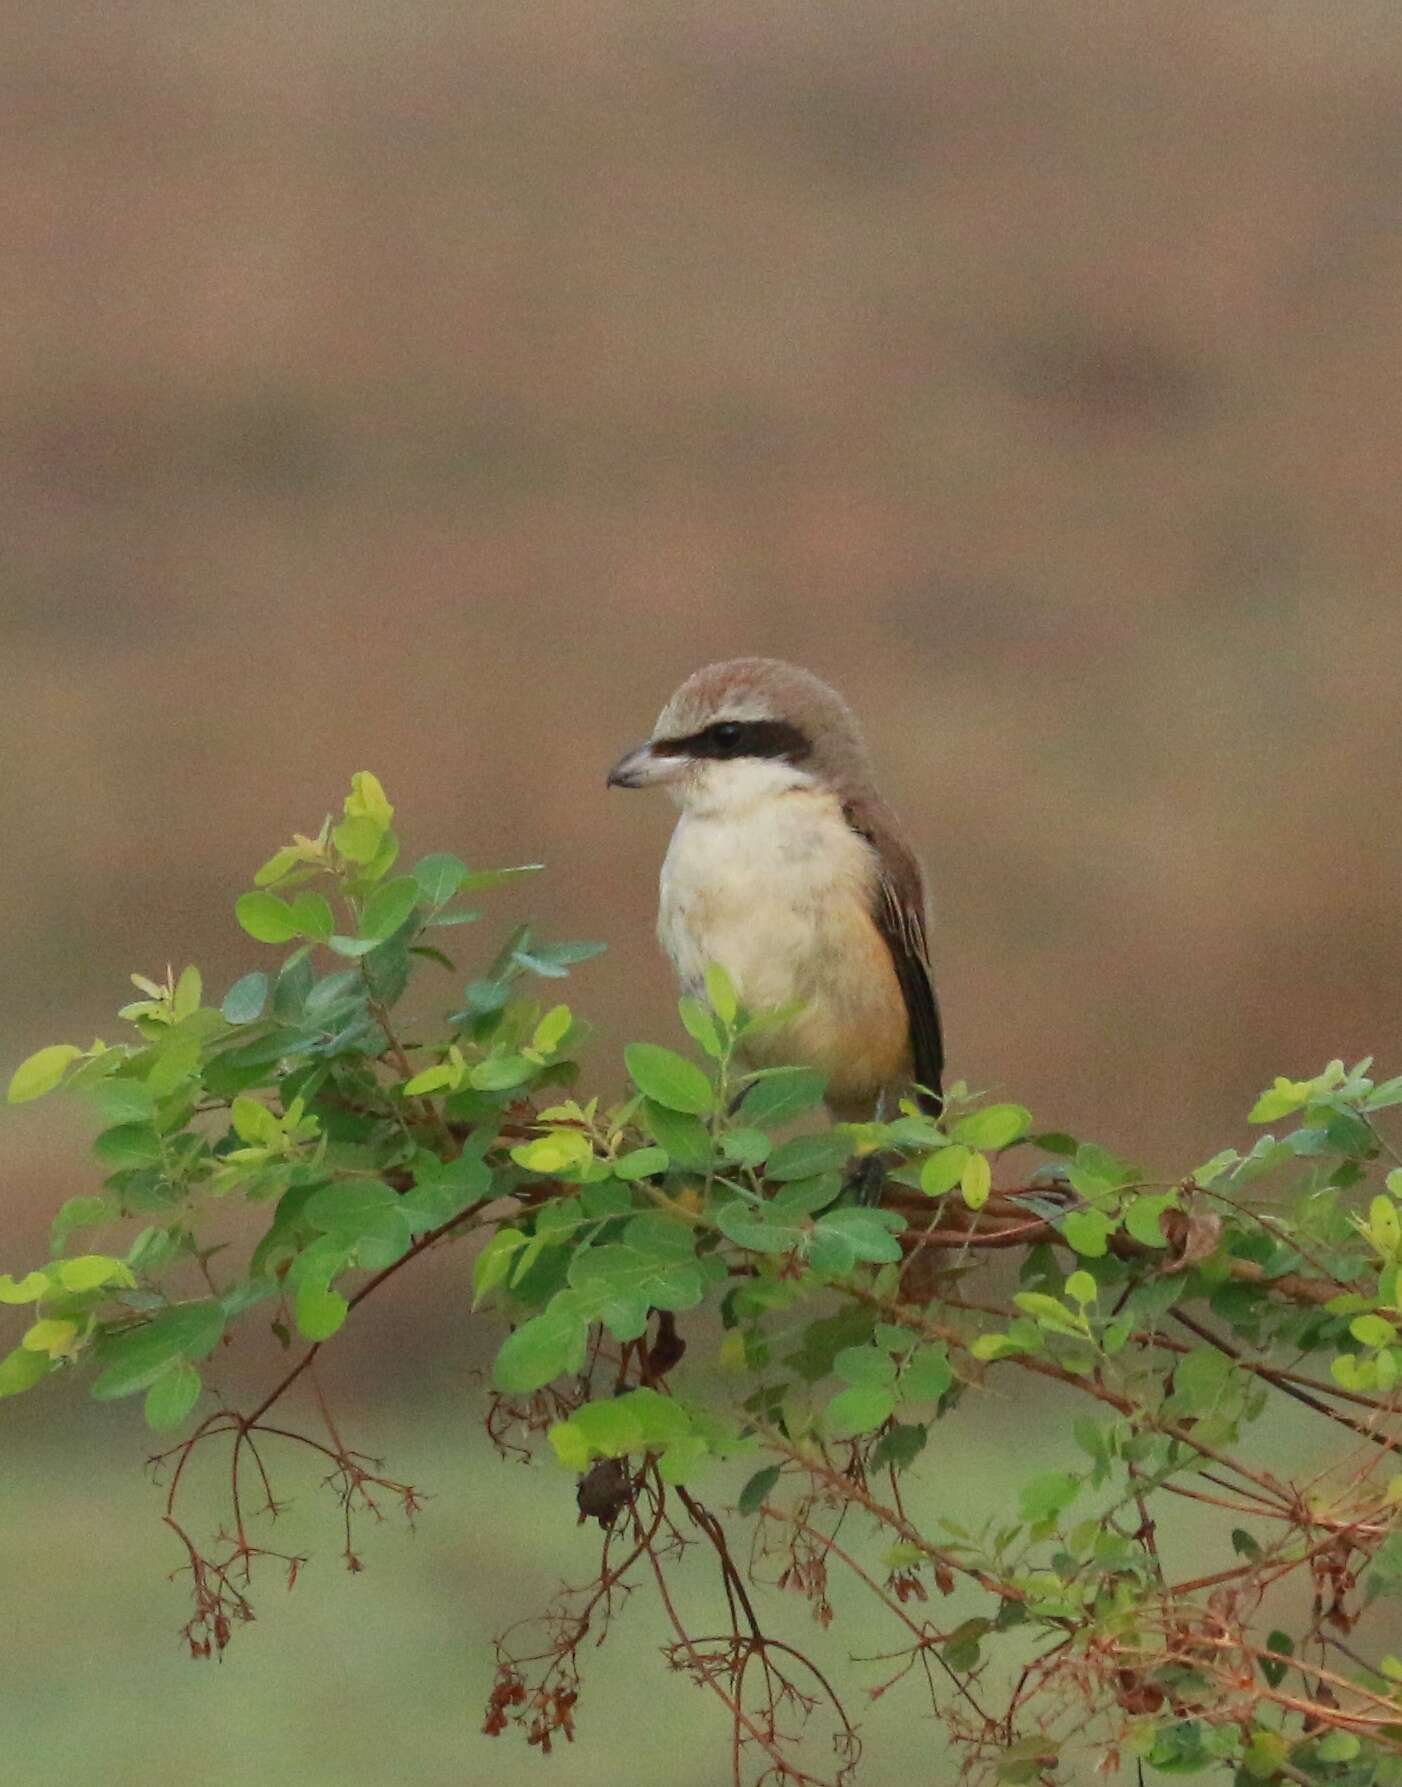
6 774 1402 1784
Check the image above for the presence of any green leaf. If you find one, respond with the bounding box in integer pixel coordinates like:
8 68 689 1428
457 864 542 892
813 1207 904 1265
0 1346 52 1396
716 1199 798 1255
548 1387 698 1473
1018 1470 1080 1524
775 1173 844 1221
492 1297 588 1393
144 1362 201 1431
950 1104 1031 1151
85 1078 157 1126
253 845 303 887
826 1383 895 1438
624 1043 713 1115
1062 1209 1115 1257
234 892 300 944
513 940 605 978
472 1228 528 1307
1259 1628 1292 1688
1124 1193 1175 1248
1172 1347 1233 1414
50 1196 111 1254
1030 1131 1079 1156
1242 1731 1288 1781
7 1043 81 1103
1350 1312 1398 1347
1064 1270 1097 1307
92 1123 164 1170
719 1127 770 1168
901 1344 953 1402
333 814 384 864
396 1154 492 1233
294 1280 349 1340
740 1068 826 1127
90 1302 226 1400
873 1421 928 1471
326 936 382 958
1013 1291 1085 1337
614 1146 668 1181
737 1463 780 1515
641 1101 712 1169
567 1216 704 1340
469 1054 538 1091
360 876 420 941
919 1145 969 1198
412 853 468 904
287 892 334 943
303 970 364 1022
221 972 270 1025
678 997 724 1060
304 1180 401 1238
766 1131 852 1181
834 1344 897 1387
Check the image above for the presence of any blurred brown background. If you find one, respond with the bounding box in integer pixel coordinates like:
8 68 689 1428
3 4 1401 1782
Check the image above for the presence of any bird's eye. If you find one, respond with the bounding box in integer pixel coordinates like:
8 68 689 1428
710 721 744 754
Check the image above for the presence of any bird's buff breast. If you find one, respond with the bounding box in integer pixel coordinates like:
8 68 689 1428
657 793 909 1107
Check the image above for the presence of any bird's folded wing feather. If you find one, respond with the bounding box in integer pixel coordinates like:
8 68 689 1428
846 799 945 1116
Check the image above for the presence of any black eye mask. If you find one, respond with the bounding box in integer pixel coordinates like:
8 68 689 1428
654 718 811 764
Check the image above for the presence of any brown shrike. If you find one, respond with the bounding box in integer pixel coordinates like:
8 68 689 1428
607 658 943 1124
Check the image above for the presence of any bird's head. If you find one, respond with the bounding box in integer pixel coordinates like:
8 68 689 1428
607 658 872 815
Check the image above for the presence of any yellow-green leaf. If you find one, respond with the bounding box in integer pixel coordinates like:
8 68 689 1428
332 815 383 864
0 1271 51 1304
231 1096 280 1146
1248 1077 1308 1123
960 1152 992 1210
920 1145 969 1198
172 965 202 1020
344 770 393 826
7 1044 81 1103
704 962 738 1025
0 1346 51 1396
22 1318 79 1358
511 1132 593 1174
532 1005 572 1056
57 1255 136 1293
951 1104 1031 1151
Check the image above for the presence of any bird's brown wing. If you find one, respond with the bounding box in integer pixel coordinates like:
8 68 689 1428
845 798 945 1117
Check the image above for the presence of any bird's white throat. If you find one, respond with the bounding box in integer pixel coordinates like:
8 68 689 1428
667 755 816 817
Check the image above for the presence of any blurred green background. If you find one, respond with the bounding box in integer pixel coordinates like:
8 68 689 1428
4 2 1401 1780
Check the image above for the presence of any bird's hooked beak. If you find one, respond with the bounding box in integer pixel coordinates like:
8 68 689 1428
606 741 689 789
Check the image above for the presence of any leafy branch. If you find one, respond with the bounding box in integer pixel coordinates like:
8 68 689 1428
6 774 1402 1785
